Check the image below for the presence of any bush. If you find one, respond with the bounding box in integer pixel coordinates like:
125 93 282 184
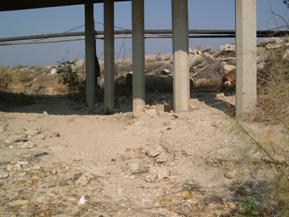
56 61 82 92
238 196 259 217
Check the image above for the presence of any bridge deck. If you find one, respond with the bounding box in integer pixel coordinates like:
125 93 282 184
0 0 130 11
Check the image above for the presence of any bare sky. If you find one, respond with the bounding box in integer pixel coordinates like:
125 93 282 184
0 0 288 66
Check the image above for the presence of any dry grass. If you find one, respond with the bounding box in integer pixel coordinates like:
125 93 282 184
256 37 289 124
237 37 289 216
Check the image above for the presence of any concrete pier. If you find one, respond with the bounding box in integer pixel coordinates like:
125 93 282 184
104 0 115 113
132 0 145 117
172 0 190 112
85 2 96 112
236 0 257 118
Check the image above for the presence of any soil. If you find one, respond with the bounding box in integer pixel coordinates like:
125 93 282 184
0 92 288 217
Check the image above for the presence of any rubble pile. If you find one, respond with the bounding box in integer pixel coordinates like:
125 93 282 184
189 38 289 90
1 38 288 96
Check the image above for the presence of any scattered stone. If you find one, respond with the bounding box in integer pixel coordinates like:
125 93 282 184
0 172 9 179
155 104 165 113
36 196 51 205
172 114 178 119
266 43 282 49
97 76 105 88
9 200 29 207
216 93 225 99
34 152 49 158
163 101 171 113
145 108 158 117
146 147 162 158
146 166 170 181
283 49 289 60
129 161 149 175
180 191 192 200
156 152 168 163
17 161 29 166
257 62 265 71
78 195 87 206
161 68 171 75
32 164 41 170
19 141 35 149
75 174 89 186
4 136 23 144
224 170 236 179
53 132 61 137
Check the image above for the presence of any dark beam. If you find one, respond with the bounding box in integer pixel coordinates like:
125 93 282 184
0 29 288 44
0 0 130 11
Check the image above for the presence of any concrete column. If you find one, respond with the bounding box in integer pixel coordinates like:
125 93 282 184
235 0 257 118
85 2 96 112
132 0 145 117
172 0 190 112
104 0 115 113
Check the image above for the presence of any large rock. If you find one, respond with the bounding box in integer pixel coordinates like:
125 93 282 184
222 64 236 75
220 44 235 52
189 49 204 67
191 61 223 89
73 59 85 69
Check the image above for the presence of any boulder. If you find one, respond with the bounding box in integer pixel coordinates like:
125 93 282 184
220 44 235 52
161 68 171 75
188 49 204 67
50 68 57 75
73 59 85 69
222 64 236 75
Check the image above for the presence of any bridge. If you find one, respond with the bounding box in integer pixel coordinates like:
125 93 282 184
0 0 280 118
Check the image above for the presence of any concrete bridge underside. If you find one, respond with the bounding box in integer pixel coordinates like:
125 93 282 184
0 0 257 119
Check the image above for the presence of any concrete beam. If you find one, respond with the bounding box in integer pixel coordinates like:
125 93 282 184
236 0 257 118
104 0 115 113
85 2 96 112
172 0 190 112
132 0 145 117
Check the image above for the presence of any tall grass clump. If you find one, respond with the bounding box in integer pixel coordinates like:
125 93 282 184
257 36 289 124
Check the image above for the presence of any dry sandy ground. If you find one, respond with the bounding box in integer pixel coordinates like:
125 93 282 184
0 94 288 217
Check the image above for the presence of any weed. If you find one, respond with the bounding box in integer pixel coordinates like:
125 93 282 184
238 196 259 217
56 61 82 92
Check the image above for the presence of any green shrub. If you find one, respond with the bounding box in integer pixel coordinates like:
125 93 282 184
238 196 259 217
57 61 81 92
